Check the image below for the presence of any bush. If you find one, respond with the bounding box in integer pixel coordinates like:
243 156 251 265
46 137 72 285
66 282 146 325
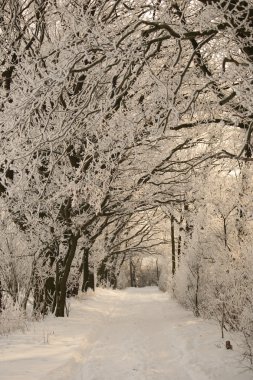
0 298 27 335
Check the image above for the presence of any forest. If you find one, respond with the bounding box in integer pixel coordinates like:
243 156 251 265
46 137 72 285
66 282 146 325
0 0 253 367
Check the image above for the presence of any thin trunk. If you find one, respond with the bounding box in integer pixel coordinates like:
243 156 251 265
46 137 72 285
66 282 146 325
177 234 182 262
97 257 107 286
43 276 55 315
171 214 176 276
33 270 44 315
82 248 90 292
222 217 231 251
177 214 184 262
52 260 60 314
156 258 159 284
130 259 136 287
109 257 118 289
221 301 225 339
184 204 194 252
22 258 36 310
236 162 249 246
8 258 19 303
0 280 3 313
21 286 32 311
195 267 200 317
116 254 126 278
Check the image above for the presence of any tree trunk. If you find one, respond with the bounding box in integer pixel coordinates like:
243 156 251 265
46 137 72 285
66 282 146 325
55 232 80 317
194 266 200 317
171 214 176 276
177 234 182 262
97 255 116 288
33 270 44 316
52 260 60 314
0 280 3 313
21 258 37 311
21 285 32 311
156 258 159 284
10 261 19 303
221 301 225 339
130 259 136 287
177 215 183 263
82 248 94 292
42 276 55 315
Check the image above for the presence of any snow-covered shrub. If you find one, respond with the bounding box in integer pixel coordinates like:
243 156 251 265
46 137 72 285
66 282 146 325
240 305 253 365
172 168 253 369
174 251 207 316
0 298 27 335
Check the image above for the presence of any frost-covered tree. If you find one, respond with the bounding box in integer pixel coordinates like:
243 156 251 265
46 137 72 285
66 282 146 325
0 0 253 325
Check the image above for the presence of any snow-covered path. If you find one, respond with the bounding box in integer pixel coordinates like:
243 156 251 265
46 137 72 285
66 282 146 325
0 287 251 380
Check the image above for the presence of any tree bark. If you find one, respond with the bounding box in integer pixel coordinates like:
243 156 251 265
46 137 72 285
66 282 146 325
52 260 60 314
171 214 176 276
0 280 3 313
33 269 44 316
55 232 80 317
82 248 94 292
194 266 200 317
130 259 136 287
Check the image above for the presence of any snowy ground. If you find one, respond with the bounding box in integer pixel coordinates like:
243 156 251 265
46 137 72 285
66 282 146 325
0 287 252 380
